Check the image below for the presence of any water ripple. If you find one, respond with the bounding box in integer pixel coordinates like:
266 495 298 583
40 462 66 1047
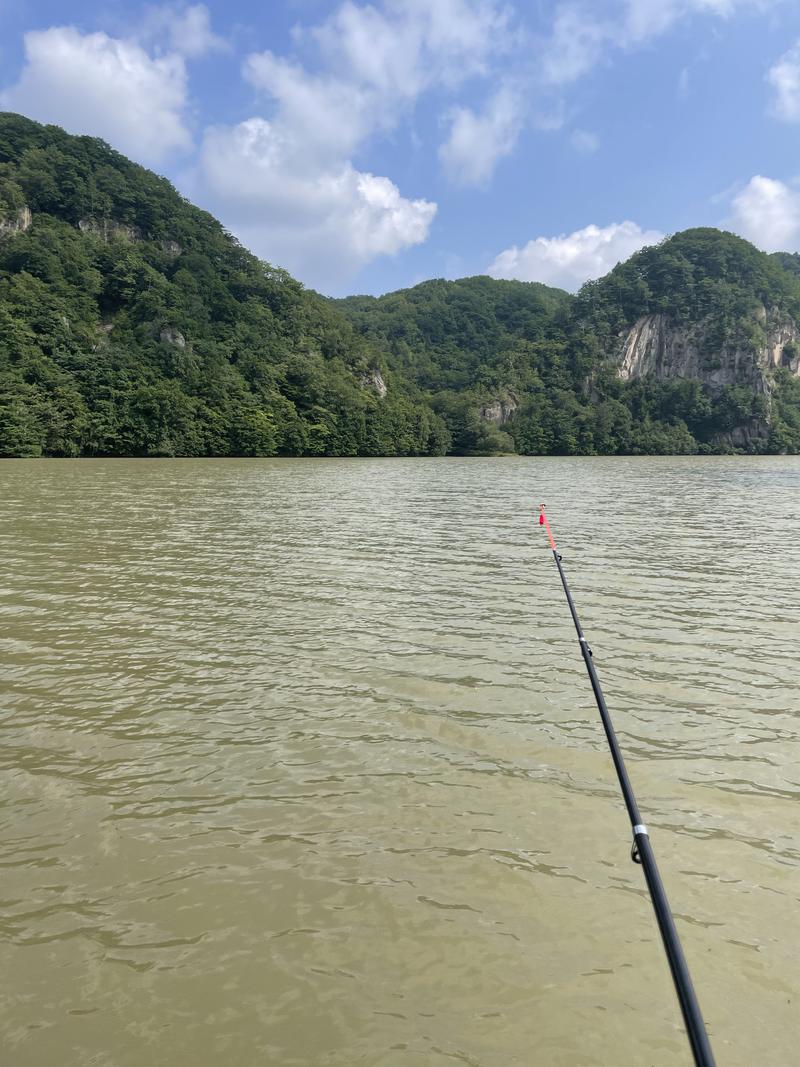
1 456 799 1065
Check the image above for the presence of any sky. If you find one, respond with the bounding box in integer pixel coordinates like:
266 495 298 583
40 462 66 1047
2 1 800 297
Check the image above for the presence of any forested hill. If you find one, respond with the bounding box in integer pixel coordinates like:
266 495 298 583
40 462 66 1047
335 277 572 454
0 112 449 458
2 111 800 457
335 231 800 455
338 276 570 393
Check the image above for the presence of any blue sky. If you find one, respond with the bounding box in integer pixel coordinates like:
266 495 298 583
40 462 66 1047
2 1 800 296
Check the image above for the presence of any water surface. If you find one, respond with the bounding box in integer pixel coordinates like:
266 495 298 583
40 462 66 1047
1 457 799 1065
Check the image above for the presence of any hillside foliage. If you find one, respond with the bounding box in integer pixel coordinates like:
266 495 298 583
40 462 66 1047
0 113 448 458
336 234 800 455
2 113 800 458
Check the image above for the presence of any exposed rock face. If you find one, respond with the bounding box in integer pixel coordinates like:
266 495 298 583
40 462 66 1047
362 368 387 397
768 325 800 372
618 309 800 394
78 217 142 242
480 395 518 425
160 327 186 348
0 205 32 236
160 240 182 256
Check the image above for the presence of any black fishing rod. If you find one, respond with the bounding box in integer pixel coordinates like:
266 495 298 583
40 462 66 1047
539 505 716 1067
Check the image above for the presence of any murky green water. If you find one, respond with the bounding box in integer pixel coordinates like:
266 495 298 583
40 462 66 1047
1 457 799 1066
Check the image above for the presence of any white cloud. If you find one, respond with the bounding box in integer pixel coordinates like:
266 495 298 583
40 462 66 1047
570 128 600 153
767 41 800 122
198 118 436 289
0 27 190 162
541 5 610 86
195 0 516 285
622 0 685 45
243 51 373 162
141 4 226 59
487 220 663 290
310 0 514 95
439 87 524 186
729 175 800 251
244 0 516 163
623 0 764 44
541 0 774 88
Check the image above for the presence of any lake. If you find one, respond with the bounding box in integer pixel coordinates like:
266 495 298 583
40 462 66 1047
1 456 799 1066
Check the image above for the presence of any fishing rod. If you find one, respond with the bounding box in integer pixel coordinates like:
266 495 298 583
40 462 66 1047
539 505 716 1067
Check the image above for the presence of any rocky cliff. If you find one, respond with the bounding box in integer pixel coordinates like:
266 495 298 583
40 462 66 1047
615 305 800 449
78 216 142 242
618 307 800 393
479 394 518 425
0 204 31 236
558 227 800 450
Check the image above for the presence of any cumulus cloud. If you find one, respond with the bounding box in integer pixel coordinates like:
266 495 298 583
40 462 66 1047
244 0 516 165
487 220 663 290
0 26 190 162
767 41 800 122
196 0 515 286
243 52 373 163
309 0 514 97
729 176 800 251
439 87 524 186
199 119 436 288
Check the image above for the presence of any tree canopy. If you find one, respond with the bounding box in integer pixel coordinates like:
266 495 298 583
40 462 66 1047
2 112 800 458
0 112 449 458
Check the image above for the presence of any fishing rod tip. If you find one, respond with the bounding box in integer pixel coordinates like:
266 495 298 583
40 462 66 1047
539 505 557 548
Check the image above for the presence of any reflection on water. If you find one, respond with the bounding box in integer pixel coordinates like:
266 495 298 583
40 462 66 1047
1 456 799 1066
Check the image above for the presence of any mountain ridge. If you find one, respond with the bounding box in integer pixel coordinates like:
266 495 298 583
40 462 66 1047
2 112 800 456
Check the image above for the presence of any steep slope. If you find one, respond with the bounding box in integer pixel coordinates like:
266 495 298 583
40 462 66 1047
567 229 800 449
335 276 571 453
337 276 570 390
3 112 800 458
0 112 449 457
337 238 800 454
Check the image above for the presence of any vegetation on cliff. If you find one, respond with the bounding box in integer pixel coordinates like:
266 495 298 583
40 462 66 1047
2 112 800 457
336 232 800 455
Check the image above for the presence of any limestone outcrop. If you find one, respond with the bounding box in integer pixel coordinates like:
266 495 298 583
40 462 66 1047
362 368 387 397
617 308 800 394
0 205 32 236
479 395 518 425
78 217 142 242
